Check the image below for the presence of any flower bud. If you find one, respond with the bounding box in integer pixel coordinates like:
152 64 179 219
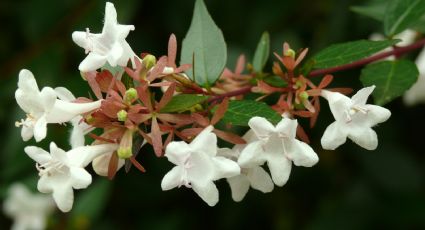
143 54 156 70
117 110 128 122
299 91 309 101
117 147 132 159
124 88 138 104
284 49 296 59
118 129 133 159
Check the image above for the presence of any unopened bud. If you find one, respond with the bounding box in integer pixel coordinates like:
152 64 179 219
284 49 296 59
117 147 132 159
143 54 156 70
118 129 133 159
299 91 309 101
117 110 128 122
124 88 138 104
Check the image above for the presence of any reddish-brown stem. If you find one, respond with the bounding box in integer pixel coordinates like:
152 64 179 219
308 38 425 77
208 86 253 103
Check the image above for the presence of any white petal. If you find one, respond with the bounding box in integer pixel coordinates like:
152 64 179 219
15 88 43 114
275 117 297 139
352 85 375 105
24 146 51 164
212 156 240 180
238 141 266 168
37 176 53 194
67 143 118 167
161 166 183 190
46 100 101 123
365 104 391 127
191 181 219 206
33 115 47 142
18 69 40 94
165 141 191 165
92 152 125 176
403 75 425 106
248 117 275 139
69 167 92 189
247 166 274 193
103 2 118 32
348 127 378 150
189 126 216 156
288 140 319 167
266 154 292 187
79 52 107 72
49 142 69 163
187 151 215 185
54 87 76 101
71 31 89 50
21 125 34 141
326 93 352 122
321 122 348 150
39 87 57 112
227 175 250 202
395 29 416 47
69 119 87 148
107 42 124 66
52 185 74 212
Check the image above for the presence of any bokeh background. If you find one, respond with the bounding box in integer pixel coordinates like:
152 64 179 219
1 0 425 229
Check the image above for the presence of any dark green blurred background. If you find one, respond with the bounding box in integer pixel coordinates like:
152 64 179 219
1 0 424 229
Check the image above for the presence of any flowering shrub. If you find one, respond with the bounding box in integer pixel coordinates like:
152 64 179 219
10 0 425 216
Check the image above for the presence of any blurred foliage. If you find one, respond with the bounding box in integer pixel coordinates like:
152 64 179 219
1 0 425 229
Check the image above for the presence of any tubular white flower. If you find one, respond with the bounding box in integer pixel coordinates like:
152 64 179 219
403 47 425 106
161 126 240 206
15 70 101 142
369 29 416 61
218 147 273 202
321 86 391 150
72 2 137 72
24 142 118 212
3 183 54 230
237 117 318 187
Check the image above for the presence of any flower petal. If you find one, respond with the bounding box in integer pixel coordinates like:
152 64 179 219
275 117 298 139
67 143 118 167
288 140 318 167
24 146 51 164
165 141 191 165
227 175 250 202
191 181 219 206
161 166 183 190
348 127 378 150
212 156 240 180
92 152 125 176
107 42 124 66
266 154 292 187
351 85 375 105
247 166 274 193
33 115 47 142
248 117 275 140
47 100 101 123
79 52 107 72
69 167 92 189
238 141 266 168
39 87 57 112
49 142 69 163
18 69 40 94
71 31 89 50
54 87 76 101
365 104 391 127
321 122 348 150
52 185 74 212
189 126 217 156
322 90 352 122
21 125 34 141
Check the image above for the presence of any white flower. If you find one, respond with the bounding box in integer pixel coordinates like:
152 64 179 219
55 87 94 148
321 86 391 150
218 146 273 202
161 126 240 206
369 29 416 61
15 69 101 142
3 183 54 230
403 47 425 106
24 142 118 212
72 2 137 72
238 117 318 187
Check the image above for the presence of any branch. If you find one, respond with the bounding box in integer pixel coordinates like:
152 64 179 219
308 38 425 77
208 86 253 103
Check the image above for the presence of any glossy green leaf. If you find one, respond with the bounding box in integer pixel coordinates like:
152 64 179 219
222 100 281 126
252 31 270 72
360 60 419 105
384 0 425 36
181 0 227 88
311 39 400 69
160 94 208 113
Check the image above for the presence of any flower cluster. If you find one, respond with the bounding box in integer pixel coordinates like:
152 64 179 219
13 2 393 212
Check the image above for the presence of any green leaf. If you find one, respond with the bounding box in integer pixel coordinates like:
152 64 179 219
222 100 281 126
350 0 388 21
263 75 288 88
360 60 419 105
181 0 227 88
160 94 209 113
384 0 425 36
311 39 400 69
252 31 270 72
